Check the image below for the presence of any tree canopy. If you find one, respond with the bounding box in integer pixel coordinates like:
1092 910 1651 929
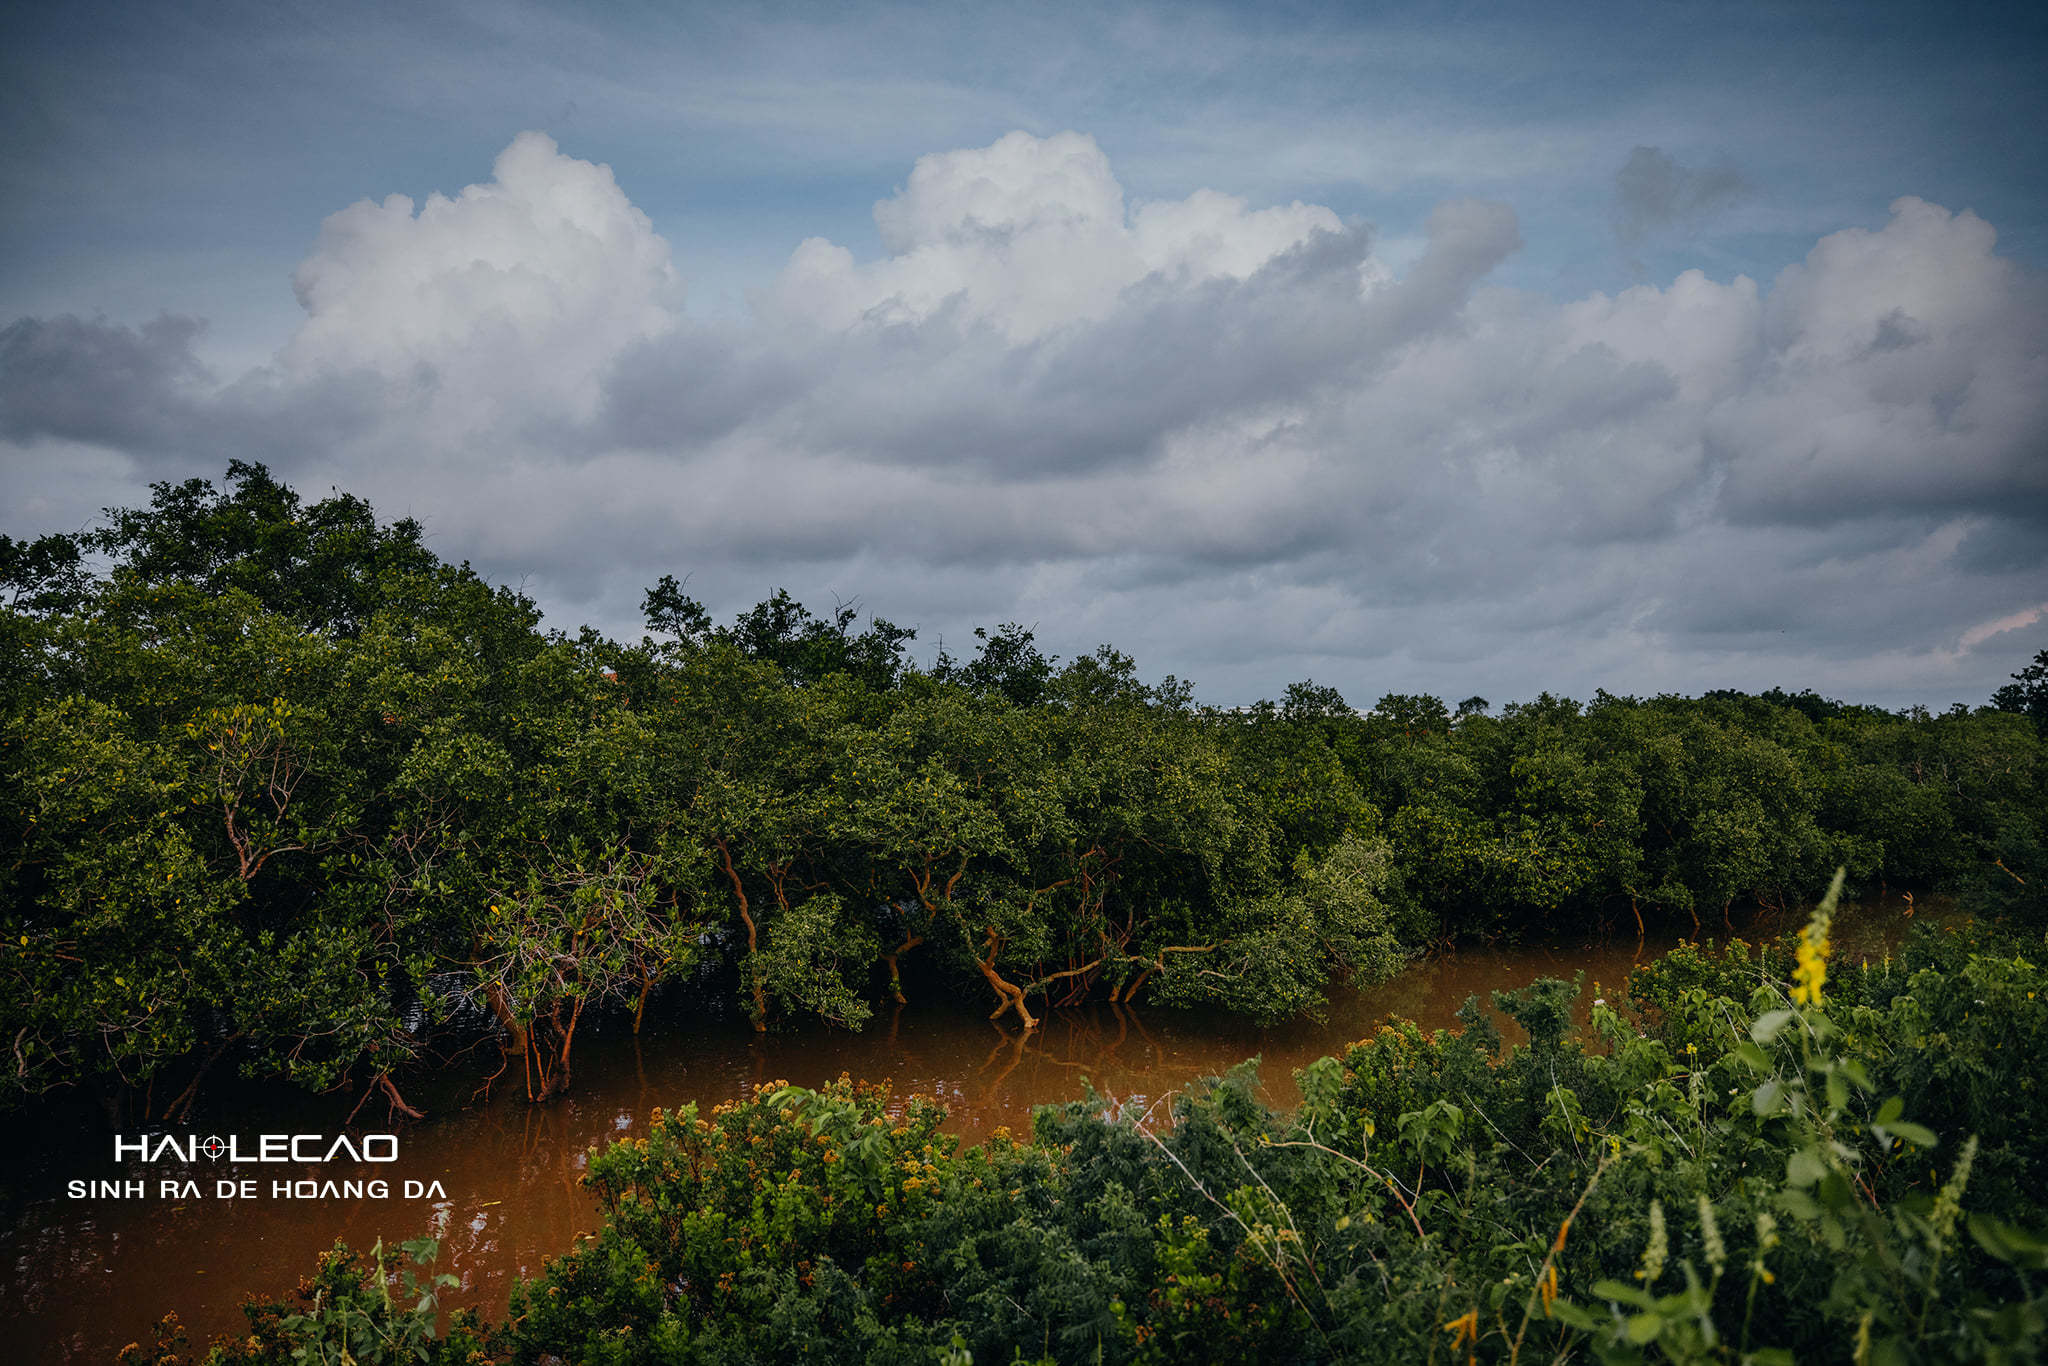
3 466 2043 1120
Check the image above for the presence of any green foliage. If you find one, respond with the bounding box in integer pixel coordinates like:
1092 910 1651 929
5 464 2045 1125
77 460 449 637
1992 647 2048 734
508 1075 967 1362
754 893 881 1030
173 887 2048 1364
1149 831 1407 1025
119 1237 483 1366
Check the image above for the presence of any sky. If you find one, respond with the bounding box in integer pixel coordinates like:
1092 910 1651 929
2 0 2044 710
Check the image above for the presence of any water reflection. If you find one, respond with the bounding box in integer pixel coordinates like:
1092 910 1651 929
0 898 1929 1362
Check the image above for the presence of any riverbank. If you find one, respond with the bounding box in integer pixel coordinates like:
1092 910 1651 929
0 897 1936 1362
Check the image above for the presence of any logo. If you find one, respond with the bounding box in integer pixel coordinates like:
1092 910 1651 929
114 1133 400 1164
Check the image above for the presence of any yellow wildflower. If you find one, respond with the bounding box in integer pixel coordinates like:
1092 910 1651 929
1791 872 1843 1006
1791 929 1829 1005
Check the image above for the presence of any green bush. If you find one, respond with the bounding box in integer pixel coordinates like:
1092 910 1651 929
151 882 2048 1364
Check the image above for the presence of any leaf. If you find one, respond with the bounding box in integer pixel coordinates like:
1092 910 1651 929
1780 1188 1820 1220
1625 1311 1665 1345
1734 1042 1773 1074
1750 1009 1795 1044
1875 1096 1903 1125
1968 1214 2048 1269
1888 1121 1937 1148
1751 1080 1785 1117
1786 1147 1826 1187
1591 1279 1655 1310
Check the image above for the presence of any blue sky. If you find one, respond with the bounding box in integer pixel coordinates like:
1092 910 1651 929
3 1 2045 706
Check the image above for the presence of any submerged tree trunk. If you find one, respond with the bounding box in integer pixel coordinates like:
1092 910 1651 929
972 928 1037 1028
527 996 584 1104
348 1069 426 1125
882 932 922 1005
714 839 768 1031
479 982 531 1100
632 974 655 1033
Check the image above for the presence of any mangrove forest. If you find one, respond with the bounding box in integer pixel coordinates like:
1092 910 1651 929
4 463 2046 1362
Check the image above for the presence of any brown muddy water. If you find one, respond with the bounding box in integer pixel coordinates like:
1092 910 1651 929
2 899 1930 1362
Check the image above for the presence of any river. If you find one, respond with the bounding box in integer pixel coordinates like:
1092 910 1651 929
0 899 1925 1362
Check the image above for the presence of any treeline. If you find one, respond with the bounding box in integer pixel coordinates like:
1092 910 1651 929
2 464 2043 1116
125 905 2048 1364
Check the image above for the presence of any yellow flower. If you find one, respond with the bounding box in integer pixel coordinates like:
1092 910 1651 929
1791 911 1832 1006
1442 1309 1479 1350
1792 871 1843 1007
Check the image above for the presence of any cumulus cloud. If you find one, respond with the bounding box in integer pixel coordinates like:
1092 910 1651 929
1711 198 2048 524
769 130 1353 341
282 130 681 425
1 130 2043 706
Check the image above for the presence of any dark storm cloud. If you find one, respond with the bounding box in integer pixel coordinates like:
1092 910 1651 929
744 212 1516 481
602 329 818 450
0 313 210 452
1954 517 2048 575
0 312 409 474
1613 146 1748 247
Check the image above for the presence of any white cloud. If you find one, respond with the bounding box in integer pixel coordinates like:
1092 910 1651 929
1960 602 2048 653
3 131 2044 707
1710 198 2048 523
769 131 1347 341
282 131 681 424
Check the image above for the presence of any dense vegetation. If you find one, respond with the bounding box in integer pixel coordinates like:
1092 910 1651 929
123 896 2048 1364
3 463 2044 1121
